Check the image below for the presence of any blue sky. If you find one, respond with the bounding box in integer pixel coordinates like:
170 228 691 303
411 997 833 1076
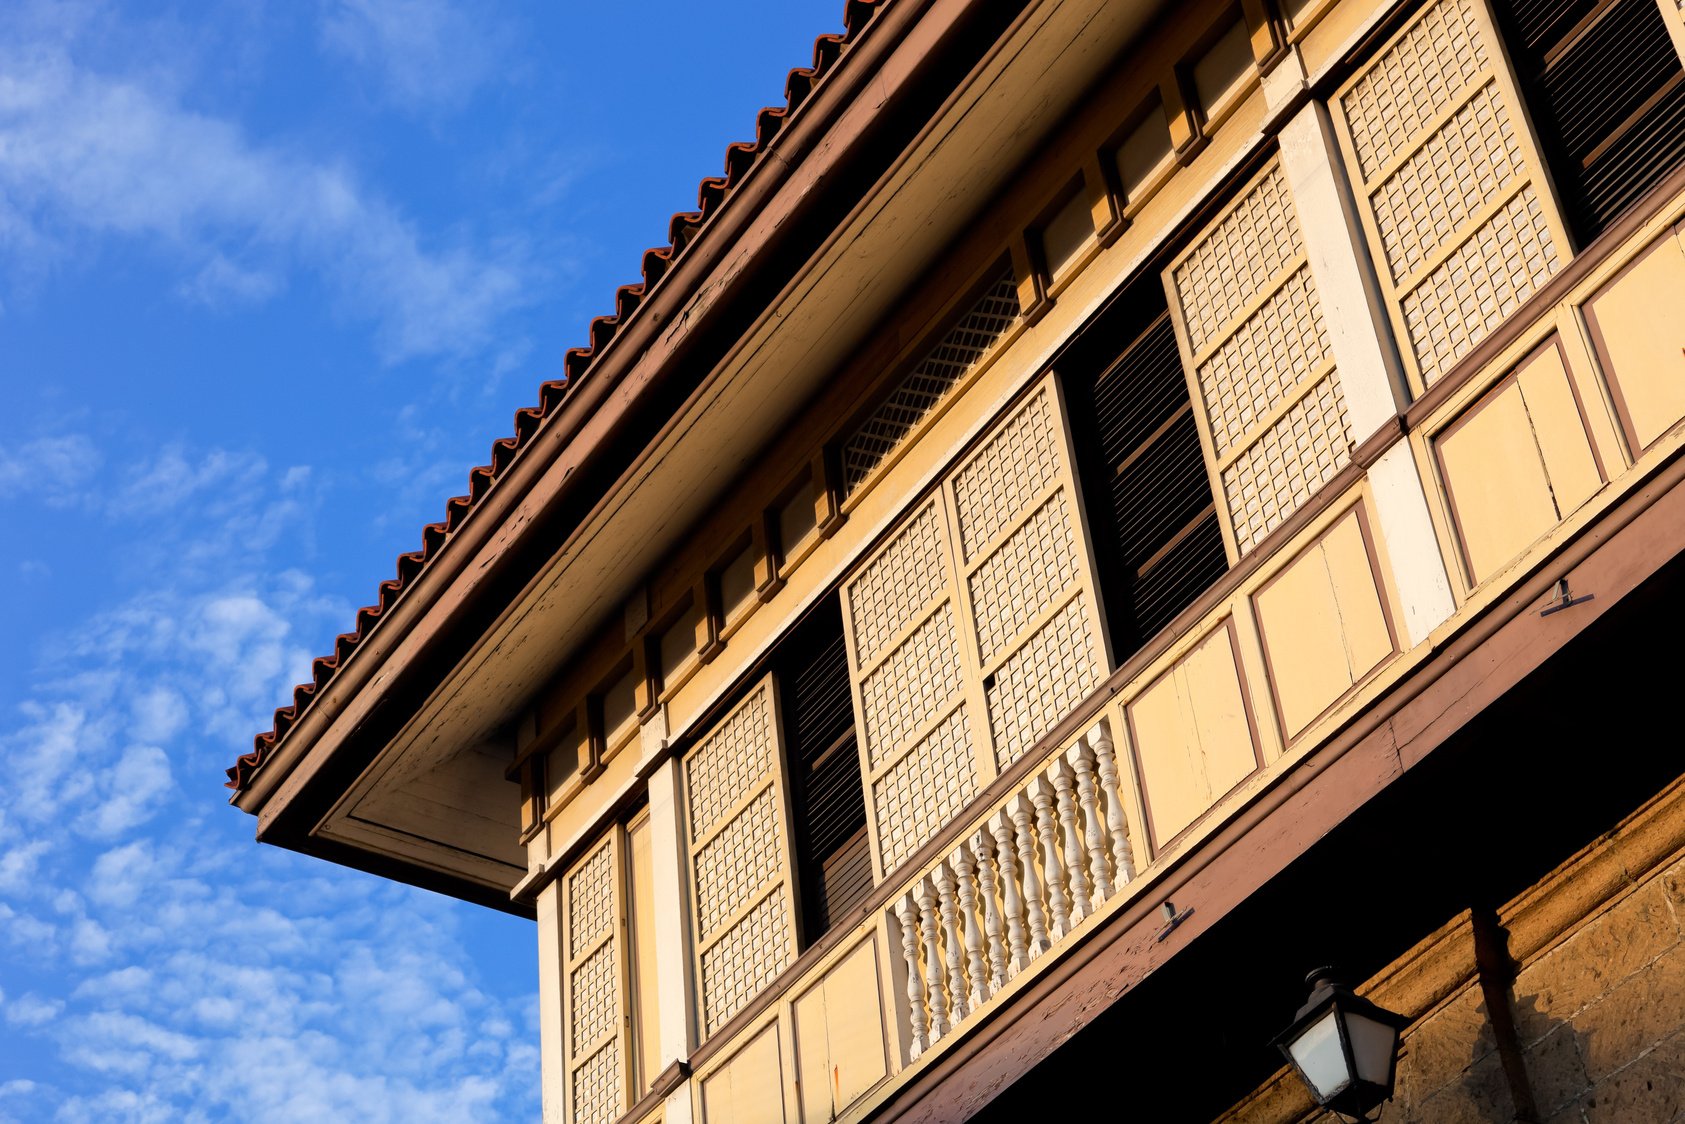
0 1 840 1118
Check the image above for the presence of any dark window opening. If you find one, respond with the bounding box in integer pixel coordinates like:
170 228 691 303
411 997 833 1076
1062 278 1229 662
775 599 872 946
1495 0 1685 244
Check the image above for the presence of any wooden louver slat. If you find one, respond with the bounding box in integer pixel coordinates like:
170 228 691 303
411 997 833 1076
1067 299 1228 662
1497 0 1685 241
779 602 872 942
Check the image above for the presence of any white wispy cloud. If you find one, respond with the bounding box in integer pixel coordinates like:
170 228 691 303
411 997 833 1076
319 0 508 111
0 436 536 1121
0 31 530 362
0 435 103 508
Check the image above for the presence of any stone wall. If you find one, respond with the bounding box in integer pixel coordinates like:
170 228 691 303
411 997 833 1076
1511 858 1685 1123
1220 777 1685 1124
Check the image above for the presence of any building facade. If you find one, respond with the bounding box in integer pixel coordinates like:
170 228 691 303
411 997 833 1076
230 0 1685 1119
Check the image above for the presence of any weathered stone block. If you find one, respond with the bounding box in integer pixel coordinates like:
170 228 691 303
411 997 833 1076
1525 1022 1590 1116
1395 985 1498 1104
1581 1029 1685 1123
1403 1050 1514 1124
1516 879 1681 1043
1572 943 1685 1082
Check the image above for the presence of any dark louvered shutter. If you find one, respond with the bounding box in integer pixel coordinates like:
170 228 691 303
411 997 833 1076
777 600 872 944
1065 294 1228 660
1497 0 1685 243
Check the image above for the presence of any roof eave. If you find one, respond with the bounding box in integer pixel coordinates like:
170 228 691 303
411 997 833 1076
232 0 995 827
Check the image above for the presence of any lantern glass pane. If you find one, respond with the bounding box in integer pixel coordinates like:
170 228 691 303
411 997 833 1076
1347 1010 1399 1086
1286 1010 1352 1099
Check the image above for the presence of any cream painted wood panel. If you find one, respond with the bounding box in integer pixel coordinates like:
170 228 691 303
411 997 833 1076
1331 0 1572 391
1126 623 1259 849
1164 157 1351 557
1254 505 1395 739
792 939 889 1124
1436 341 1604 585
684 679 801 1038
700 1023 786 1124
1518 346 1602 510
1583 224 1685 452
538 882 566 1123
561 830 627 1124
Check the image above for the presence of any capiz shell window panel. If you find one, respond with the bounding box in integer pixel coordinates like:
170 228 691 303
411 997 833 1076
561 831 627 1124
1165 157 1351 558
1331 0 1572 390
684 678 801 1037
841 378 1109 879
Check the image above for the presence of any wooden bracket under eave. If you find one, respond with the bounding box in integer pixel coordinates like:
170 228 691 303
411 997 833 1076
814 447 847 539
1162 72 1208 167
752 512 785 602
1085 152 1128 247
632 639 660 722
695 575 725 663
1009 233 1052 325
581 695 608 782
1241 0 1289 73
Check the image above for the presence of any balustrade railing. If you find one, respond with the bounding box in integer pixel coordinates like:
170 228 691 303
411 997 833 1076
890 717 1135 1058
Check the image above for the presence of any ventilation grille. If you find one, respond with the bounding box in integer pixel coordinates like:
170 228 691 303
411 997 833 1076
841 272 1021 493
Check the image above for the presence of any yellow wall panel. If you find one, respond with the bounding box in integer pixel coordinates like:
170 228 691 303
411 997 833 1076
792 940 888 1124
1256 507 1394 739
1437 340 1605 586
1322 510 1394 683
1128 624 1258 848
1516 345 1601 514
701 1023 786 1124
1583 226 1685 452
1438 381 1558 584
1255 540 1349 739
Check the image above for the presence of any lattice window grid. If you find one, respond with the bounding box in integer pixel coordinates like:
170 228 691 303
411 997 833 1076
951 389 1063 560
846 499 948 668
985 594 1102 770
967 489 1083 664
871 706 978 873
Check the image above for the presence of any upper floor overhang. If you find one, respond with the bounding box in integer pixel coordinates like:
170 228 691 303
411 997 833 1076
230 0 1177 911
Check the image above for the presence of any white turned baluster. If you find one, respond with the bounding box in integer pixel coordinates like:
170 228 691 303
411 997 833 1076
1012 794 1051 958
991 810 1029 977
1092 720 1136 884
1070 738 1112 903
917 877 949 1041
953 844 988 1011
934 861 969 1023
896 894 930 1058
1031 775 1071 940
972 830 1008 997
1053 764 1090 927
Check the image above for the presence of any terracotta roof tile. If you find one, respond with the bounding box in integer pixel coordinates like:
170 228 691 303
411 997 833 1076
228 0 889 795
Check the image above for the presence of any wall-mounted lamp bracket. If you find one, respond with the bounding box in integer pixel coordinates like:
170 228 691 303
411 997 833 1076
1156 900 1194 942
1539 577 1593 617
